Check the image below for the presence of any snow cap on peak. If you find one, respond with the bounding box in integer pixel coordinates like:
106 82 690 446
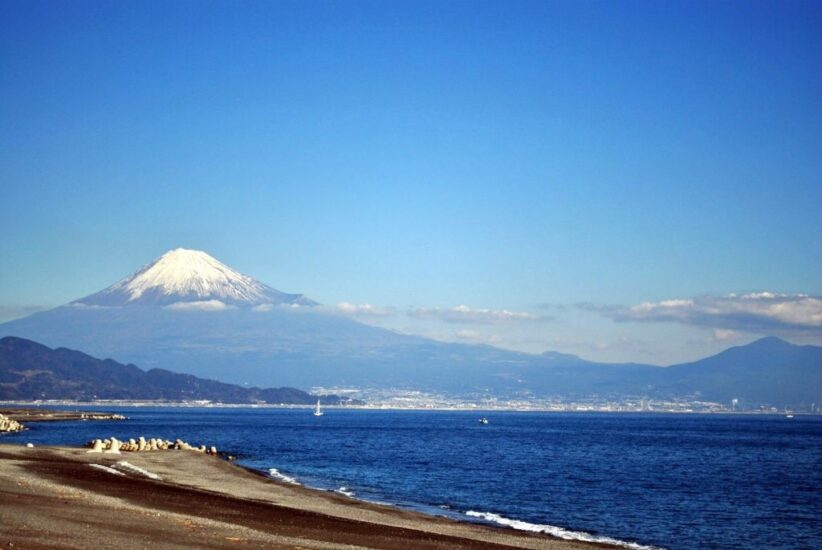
75 248 316 308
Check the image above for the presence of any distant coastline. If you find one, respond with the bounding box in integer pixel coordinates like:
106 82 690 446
2 399 816 415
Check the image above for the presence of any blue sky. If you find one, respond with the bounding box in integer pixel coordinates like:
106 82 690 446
1 0 820 364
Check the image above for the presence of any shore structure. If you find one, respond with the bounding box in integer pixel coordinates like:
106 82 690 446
0 443 604 549
0 407 126 425
0 414 23 433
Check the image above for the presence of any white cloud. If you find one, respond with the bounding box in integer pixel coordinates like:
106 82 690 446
165 300 234 311
410 304 541 324
335 302 395 317
596 292 822 333
68 302 116 310
252 304 274 312
712 329 741 342
454 329 503 344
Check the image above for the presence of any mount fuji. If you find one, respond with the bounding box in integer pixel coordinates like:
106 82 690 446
1 248 819 405
75 248 316 308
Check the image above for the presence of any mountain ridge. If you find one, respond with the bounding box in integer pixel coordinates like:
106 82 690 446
0 336 347 404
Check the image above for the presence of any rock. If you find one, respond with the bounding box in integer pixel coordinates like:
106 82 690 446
87 439 104 453
137 436 147 451
104 438 121 454
209 446 217 455
84 414 127 421
26 443 34 448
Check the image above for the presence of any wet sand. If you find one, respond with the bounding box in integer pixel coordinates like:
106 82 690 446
0 443 603 549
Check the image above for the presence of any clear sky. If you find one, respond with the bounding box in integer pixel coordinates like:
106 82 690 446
1 0 820 364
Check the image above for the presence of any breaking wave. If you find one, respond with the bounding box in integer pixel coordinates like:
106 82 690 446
268 468 300 485
335 486 355 497
465 511 662 550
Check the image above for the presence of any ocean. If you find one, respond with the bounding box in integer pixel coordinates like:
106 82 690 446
4 408 821 549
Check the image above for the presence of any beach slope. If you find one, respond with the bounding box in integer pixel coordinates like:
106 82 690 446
0 444 601 549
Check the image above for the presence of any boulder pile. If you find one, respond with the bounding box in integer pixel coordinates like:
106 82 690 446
86 436 218 456
80 413 127 420
0 414 24 433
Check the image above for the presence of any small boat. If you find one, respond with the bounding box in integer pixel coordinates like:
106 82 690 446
478 417 488 425
314 399 324 417
786 413 794 419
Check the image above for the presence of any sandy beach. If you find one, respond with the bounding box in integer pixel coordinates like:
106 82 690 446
0 443 603 549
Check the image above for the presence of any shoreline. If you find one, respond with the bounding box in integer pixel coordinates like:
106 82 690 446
0 442 606 549
1 400 809 415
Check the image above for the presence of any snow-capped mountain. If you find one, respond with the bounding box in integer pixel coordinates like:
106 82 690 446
75 248 316 308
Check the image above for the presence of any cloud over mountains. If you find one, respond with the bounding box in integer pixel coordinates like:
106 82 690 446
410 304 543 324
335 302 396 317
585 292 822 334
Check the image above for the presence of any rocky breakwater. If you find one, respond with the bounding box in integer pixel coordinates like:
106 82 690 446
0 413 24 433
0 408 127 423
80 413 127 421
86 436 219 456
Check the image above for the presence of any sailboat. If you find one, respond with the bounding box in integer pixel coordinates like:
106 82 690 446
314 399 324 417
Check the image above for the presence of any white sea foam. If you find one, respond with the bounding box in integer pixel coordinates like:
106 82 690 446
268 468 300 485
465 511 662 550
335 487 355 497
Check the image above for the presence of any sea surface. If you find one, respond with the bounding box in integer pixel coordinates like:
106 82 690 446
4 408 821 549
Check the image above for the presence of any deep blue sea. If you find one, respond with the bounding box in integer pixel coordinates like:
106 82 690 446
3 408 821 549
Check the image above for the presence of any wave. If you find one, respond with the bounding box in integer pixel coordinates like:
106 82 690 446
268 468 300 485
335 486 355 497
465 511 662 550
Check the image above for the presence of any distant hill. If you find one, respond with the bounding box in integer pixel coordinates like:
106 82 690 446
0 336 346 404
651 336 822 406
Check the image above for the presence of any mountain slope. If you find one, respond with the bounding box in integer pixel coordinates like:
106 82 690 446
4 303 819 405
0 301 665 396
0 336 343 403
